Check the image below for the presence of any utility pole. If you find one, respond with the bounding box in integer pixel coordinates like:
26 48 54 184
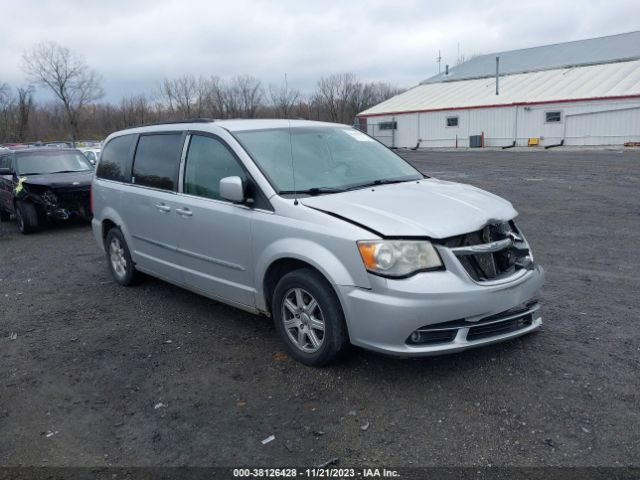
436 50 442 73
496 56 500 95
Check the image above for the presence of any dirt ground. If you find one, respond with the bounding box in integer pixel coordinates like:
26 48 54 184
1 149 639 467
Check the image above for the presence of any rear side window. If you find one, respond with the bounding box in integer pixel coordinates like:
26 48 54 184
96 134 136 182
132 134 183 191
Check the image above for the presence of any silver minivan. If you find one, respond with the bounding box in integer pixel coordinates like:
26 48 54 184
92 119 544 366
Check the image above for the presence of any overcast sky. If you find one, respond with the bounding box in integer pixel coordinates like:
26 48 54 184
2 0 638 102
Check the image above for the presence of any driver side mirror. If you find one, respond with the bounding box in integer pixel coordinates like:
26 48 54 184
0 167 12 176
219 176 245 203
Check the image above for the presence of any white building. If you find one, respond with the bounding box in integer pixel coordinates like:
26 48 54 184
358 31 640 148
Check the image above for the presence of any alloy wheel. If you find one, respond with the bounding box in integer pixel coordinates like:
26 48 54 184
281 287 326 353
109 238 128 279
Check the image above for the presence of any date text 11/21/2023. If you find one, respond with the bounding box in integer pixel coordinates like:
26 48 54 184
232 467 400 478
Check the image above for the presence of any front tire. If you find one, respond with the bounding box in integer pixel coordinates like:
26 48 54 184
15 200 39 234
272 268 349 366
105 228 137 286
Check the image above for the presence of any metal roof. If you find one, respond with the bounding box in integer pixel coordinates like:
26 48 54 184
423 31 640 84
359 59 640 117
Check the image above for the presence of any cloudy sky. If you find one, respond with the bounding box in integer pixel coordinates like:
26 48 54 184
1 0 638 102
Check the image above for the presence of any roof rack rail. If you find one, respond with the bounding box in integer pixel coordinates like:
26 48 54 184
133 118 216 128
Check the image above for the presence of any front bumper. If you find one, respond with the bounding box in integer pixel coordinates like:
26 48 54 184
337 264 544 357
33 189 92 221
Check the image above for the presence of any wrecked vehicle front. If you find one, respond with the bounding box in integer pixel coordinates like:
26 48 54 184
16 171 93 221
0 148 94 233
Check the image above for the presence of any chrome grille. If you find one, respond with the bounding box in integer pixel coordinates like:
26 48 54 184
442 221 532 282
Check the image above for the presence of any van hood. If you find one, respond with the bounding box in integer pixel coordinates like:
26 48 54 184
300 179 517 238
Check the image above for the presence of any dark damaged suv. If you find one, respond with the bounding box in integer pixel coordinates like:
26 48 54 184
0 148 93 234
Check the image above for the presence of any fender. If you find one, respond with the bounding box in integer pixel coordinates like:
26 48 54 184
94 207 133 254
254 237 372 312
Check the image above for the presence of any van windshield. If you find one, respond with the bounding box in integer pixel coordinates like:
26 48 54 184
234 127 422 194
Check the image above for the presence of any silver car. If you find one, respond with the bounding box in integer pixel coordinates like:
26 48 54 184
91 119 544 366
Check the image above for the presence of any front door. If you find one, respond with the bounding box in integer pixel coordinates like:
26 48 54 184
175 133 255 307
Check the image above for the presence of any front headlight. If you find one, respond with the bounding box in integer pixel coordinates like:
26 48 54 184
357 240 443 278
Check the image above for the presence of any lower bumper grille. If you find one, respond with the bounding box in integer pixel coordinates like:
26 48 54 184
57 189 90 210
467 314 533 341
406 301 539 347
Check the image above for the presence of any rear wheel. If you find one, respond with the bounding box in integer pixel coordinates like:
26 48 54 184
272 268 349 366
15 200 39 234
105 228 137 286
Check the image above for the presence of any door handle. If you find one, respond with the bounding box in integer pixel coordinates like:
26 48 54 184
155 203 171 213
176 208 193 217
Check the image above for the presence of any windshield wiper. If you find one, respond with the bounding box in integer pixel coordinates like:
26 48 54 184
50 170 89 174
346 178 411 190
279 186 346 196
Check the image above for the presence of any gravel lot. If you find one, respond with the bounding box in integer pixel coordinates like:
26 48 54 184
1 149 639 468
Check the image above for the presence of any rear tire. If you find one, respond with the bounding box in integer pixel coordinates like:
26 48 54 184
105 228 137 286
15 200 39 234
272 268 349 366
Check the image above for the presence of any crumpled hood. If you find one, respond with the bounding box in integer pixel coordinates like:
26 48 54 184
301 178 518 238
22 171 93 189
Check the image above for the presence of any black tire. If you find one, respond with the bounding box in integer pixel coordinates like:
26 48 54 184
15 200 39 234
272 268 349 366
0 210 10 222
105 227 137 286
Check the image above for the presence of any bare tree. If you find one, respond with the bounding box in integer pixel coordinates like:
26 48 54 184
15 86 34 142
119 94 151 128
22 41 103 141
228 75 263 118
350 81 404 116
2 69 405 142
0 83 15 142
269 82 301 118
198 76 225 118
157 74 203 118
315 73 362 124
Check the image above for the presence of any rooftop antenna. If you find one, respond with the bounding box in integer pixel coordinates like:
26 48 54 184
287 118 298 205
284 73 298 203
284 72 289 119
436 50 442 73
